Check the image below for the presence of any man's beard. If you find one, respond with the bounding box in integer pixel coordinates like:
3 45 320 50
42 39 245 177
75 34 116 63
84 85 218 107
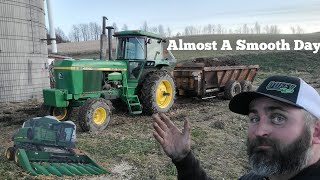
247 126 312 177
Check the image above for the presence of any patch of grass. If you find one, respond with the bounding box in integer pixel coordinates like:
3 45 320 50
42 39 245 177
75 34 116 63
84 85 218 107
237 50 320 73
191 127 207 140
77 136 158 159
0 160 26 179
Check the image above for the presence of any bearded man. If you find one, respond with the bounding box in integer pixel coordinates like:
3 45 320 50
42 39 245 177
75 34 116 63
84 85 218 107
152 75 320 180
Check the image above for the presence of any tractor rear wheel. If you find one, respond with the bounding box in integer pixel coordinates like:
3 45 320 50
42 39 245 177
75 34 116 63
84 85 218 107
140 71 175 115
5 147 15 161
224 80 241 100
78 98 112 132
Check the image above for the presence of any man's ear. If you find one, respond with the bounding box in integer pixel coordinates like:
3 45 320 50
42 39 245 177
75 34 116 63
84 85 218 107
312 121 320 144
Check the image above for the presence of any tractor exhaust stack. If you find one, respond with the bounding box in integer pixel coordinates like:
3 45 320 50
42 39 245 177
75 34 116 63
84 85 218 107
106 26 114 60
100 16 108 60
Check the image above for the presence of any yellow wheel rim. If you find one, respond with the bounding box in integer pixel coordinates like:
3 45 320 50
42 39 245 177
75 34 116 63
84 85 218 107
5 150 10 160
53 107 67 120
93 107 107 125
156 80 173 108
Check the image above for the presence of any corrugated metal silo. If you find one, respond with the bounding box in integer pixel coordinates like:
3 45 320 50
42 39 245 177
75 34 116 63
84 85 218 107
0 0 49 102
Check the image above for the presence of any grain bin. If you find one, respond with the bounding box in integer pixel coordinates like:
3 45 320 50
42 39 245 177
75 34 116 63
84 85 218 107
0 0 49 102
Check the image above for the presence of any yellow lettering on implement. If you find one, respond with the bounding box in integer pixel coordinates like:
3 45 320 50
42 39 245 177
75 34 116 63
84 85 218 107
54 67 127 71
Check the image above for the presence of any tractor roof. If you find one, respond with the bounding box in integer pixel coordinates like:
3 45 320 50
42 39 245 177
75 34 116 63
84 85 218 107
114 30 162 39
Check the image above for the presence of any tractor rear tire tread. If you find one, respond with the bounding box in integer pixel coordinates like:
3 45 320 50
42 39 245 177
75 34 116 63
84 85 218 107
139 70 176 115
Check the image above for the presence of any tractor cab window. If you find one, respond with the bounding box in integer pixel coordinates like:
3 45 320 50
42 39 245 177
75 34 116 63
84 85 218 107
146 38 163 60
117 37 145 60
52 123 74 142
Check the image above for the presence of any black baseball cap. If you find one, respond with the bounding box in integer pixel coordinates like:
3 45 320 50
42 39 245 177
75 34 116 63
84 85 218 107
229 75 320 118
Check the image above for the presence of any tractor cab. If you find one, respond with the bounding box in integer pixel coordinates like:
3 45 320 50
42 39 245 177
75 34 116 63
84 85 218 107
114 30 164 61
114 30 167 79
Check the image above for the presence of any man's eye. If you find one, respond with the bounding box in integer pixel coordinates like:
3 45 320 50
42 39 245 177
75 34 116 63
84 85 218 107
249 116 259 123
271 114 286 125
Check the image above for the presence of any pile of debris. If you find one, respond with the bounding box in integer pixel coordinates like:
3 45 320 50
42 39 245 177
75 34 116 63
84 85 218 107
192 56 239 66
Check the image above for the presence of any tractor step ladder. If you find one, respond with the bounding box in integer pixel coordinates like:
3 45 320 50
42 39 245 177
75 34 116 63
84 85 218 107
124 86 142 114
126 95 142 114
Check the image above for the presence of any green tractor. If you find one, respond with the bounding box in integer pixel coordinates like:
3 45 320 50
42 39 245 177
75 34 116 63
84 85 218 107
41 28 176 132
5 117 111 176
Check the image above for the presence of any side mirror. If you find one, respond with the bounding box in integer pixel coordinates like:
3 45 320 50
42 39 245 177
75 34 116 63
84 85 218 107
147 38 152 44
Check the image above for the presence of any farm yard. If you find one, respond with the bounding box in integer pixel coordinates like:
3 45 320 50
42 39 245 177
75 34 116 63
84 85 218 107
1 33 320 180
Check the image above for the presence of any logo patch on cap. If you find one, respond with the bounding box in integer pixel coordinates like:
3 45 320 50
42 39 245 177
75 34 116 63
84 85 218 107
266 81 297 93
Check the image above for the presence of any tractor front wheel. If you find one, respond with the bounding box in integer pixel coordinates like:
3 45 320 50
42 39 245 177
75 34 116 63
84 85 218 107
51 107 72 121
5 147 15 161
140 71 175 115
78 98 112 132
38 104 72 121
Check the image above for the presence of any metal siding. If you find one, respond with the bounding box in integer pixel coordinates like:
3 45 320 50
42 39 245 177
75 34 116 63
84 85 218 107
0 0 49 102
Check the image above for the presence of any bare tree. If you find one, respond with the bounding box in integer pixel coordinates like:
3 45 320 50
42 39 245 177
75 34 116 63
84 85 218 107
212 24 216 34
95 23 101 40
242 24 249 34
69 24 81 42
167 27 172 37
122 24 128 31
217 24 222 34
55 27 68 43
150 26 158 33
296 25 304 34
79 23 90 41
112 22 118 32
207 24 212 34
142 21 148 31
269 25 281 34
263 25 270 34
184 26 197 36
158 24 165 36
89 22 101 40
254 22 261 34
202 26 208 34
291 26 296 34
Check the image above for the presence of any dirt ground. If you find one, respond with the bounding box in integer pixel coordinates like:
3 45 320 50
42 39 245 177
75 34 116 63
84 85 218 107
0 93 250 180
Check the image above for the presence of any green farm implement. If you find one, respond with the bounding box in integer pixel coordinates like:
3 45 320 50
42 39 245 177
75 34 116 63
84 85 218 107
5 117 110 176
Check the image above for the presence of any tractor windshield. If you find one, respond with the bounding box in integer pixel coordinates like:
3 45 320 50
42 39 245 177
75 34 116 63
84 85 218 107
117 37 145 60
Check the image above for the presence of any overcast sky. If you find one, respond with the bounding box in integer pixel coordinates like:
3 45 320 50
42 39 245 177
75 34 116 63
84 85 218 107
46 0 320 35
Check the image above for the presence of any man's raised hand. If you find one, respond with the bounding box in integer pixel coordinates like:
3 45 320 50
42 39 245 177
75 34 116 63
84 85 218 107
152 113 191 161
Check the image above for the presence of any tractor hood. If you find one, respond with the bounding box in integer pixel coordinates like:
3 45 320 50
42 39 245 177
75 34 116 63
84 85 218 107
51 59 127 95
54 59 127 71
